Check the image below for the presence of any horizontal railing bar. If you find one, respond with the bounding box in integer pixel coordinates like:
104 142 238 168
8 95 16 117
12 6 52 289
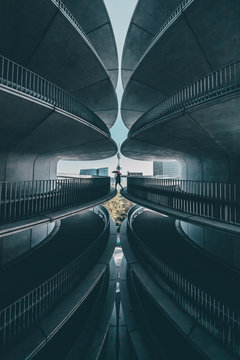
127 177 240 225
0 177 110 225
132 60 240 134
0 55 107 133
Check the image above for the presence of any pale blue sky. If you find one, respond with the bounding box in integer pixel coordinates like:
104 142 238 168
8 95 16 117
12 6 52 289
58 0 153 176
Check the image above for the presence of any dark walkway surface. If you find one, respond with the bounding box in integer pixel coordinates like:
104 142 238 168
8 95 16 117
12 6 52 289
0 210 104 308
132 210 240 311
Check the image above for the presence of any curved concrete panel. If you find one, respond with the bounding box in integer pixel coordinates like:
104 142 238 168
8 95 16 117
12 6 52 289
121 0 240 128
121 136 203 181
122 83 240 182
63 0 118 87
0 0 118 127
0 83 117 181
121 0 183 87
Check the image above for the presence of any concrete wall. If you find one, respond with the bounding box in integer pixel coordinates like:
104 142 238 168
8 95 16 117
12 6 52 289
0 153 59 182
183 155 231 182
180 221 240 271
0 222 56 266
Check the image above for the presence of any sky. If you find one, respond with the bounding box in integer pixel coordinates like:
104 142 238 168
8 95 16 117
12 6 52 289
58 0 153 176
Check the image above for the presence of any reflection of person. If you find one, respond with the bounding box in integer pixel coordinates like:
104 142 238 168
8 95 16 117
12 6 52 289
115 173 123 190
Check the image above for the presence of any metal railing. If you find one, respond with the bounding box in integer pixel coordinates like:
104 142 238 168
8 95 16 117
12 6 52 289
0 177 110 224
127 206 240 357
127 177 240 225
0 206 109 351
0 55 107 133
132 60 240 134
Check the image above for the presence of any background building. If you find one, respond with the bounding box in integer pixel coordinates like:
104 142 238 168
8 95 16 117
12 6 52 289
153 161 180 178
127 171 143 176
80 167 109 176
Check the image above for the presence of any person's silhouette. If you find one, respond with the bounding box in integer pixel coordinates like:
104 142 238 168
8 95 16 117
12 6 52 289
115 173 123 190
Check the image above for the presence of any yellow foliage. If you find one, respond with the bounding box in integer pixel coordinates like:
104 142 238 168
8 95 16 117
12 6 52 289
104 192 134 232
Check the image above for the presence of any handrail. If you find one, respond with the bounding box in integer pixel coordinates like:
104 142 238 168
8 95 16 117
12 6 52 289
0 177 110 224
132 60 240 134
0 55 108 133
127 177 240 225
128 206 240 358
0 206 109 351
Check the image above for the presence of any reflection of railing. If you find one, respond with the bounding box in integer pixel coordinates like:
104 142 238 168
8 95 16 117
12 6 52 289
127 177 240 225
64 265 109 360
0 177 110 224
0 206 109 352
127 206 240 358
0 55 107 133
132 60 240 134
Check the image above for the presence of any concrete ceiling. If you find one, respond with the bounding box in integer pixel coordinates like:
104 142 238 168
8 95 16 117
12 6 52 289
121 92 240 181
0 86 117 160
0 0 118 128
121 0 240 129
121 0 183 87
63 0 118 87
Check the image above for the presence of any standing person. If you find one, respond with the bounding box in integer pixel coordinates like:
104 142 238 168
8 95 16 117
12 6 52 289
115 172 123 190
